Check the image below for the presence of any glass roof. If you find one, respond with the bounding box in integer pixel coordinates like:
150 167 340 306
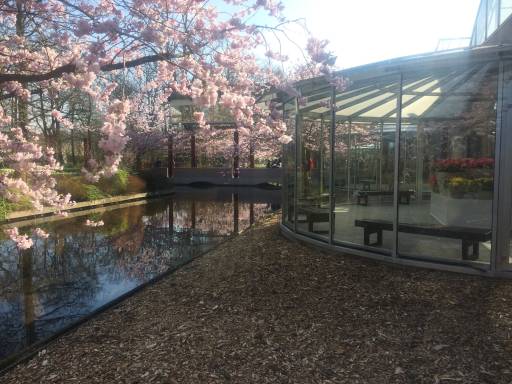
298 62 495 123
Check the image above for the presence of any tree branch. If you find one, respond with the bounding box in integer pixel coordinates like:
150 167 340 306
0 53 179 84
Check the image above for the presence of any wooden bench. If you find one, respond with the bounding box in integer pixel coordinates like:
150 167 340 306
356 190 414 206
354 219 491 260
297 207 329 233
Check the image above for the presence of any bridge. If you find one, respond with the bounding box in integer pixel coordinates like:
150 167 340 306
145 167 282 187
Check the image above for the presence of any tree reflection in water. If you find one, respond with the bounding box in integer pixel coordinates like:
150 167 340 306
0 187 280 363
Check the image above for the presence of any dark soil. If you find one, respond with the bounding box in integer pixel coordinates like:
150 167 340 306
3 214 512 383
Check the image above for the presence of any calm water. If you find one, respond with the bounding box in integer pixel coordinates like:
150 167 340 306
0 187 280 364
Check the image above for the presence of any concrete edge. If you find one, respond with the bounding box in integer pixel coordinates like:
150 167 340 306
3 190 175 224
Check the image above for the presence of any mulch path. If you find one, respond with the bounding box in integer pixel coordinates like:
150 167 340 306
3 214 512 384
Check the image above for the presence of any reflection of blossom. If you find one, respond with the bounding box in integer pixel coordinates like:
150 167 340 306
85 219 104 227
4 227 33 250
0 195 276 347
33 228 49 239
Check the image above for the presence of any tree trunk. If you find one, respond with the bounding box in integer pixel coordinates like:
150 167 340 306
55 119 64 163
168 134 174 177
190 134 197 168
71 129 76 165
168 199 174 237
135 152 142 171
233 192 239 234
249 137 255 169
83 133 91 168
21 247 36 345
16 0 29 137
249 203 255 225
233 129 240 178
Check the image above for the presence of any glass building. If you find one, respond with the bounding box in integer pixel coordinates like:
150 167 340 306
471 0 512 46
280 43 512 276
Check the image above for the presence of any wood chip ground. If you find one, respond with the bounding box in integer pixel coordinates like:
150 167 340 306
3 214 512 383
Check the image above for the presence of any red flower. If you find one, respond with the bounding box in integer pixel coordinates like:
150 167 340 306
434 157 494 172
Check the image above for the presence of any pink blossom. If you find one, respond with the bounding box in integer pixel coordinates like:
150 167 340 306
278 135 293 144
85 219 105 227
33 228 49 239
4 228 33 250
51 109 63 119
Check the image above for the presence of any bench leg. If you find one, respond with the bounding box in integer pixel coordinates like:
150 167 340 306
472 242 479 259
398 194 410 205
364 228 383 247
462 240 479 261
308 216 314 232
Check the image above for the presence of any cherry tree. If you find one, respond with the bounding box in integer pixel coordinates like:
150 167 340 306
0 0 337 248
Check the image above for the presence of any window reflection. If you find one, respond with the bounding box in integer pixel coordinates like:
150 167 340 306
398 63 498 264
283 98 297 229
330 75 399 252
296 110 331 240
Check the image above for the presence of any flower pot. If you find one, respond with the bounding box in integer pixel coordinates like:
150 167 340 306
435 171 465 195
430 192 492 229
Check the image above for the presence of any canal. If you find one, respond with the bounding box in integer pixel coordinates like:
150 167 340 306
0 186 280 366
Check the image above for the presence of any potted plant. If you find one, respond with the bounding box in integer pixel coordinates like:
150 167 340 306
430 158 494 228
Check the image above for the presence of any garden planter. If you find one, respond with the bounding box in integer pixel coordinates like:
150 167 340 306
434 171 465 194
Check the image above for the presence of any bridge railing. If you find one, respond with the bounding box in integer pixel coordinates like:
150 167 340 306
171 167 282 185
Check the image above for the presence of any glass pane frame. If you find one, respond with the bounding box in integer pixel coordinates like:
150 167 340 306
329 74 401 255
494 60 512 271
294 99 332 243
397 60 499 270
282 97 298 230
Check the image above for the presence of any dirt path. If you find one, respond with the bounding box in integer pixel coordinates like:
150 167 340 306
3 215 512 383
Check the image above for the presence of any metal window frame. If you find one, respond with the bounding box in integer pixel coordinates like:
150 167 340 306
392 74 403 259
329 86 336 245
281 101 286 227
494 59 512 270
293 97 299 233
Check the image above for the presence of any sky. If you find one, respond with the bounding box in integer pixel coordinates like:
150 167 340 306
271 0 481 69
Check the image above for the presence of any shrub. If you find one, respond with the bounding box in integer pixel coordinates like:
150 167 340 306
55 176 90 201
0 198 11 221
85 185 108 201
98 169 129 195
56 176 108 202
0 191 35 218
56 170 146 202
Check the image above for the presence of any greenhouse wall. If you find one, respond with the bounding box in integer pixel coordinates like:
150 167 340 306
281 46 512 276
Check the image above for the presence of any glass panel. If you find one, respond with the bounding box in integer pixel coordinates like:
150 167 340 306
332 75 399 252
473 0 488 45
497 61 512 270
296 99 332 240
282 98 297 229
501 0 512 23
487 0 499 37
398 62 498 265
